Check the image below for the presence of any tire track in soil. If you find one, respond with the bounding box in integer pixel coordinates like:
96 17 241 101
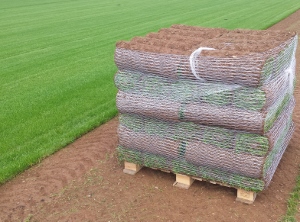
0 119 118 221
1 10 300 222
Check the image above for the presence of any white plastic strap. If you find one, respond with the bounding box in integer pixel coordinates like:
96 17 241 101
285 56 296 93
189 47 241 94
189 47 215 81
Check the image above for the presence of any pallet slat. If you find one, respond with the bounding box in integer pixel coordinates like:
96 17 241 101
123 161 257 204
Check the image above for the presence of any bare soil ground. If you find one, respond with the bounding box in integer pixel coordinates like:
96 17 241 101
1 10 300 222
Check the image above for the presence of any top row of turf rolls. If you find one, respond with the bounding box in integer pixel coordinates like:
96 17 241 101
115 24 297 87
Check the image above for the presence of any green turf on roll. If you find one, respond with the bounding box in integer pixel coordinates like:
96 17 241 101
235 134 269 156
119 114 270 156
117 146 265 192
115 71 266 111
264 94 290 132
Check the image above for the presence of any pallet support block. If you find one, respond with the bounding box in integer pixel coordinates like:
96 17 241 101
122 163 258 203
123 162 142 175
236 189 257 204
173 174 194 189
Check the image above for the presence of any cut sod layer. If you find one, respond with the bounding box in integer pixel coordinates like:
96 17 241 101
117 90 294 134
117 121 294 191
119 114 271 156
115 25 298 87
115 70 294 111
115 71 266 111
118 103 293 178
117 146 264 192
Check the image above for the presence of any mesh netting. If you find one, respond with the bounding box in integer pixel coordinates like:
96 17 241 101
114 25 297 192
115 25 297 87
116 69 295 134
117 122 294 192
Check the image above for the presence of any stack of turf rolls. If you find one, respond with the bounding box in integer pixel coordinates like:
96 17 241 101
114 25 298 192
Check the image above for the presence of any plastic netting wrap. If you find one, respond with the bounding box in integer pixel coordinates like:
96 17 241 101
114 25 297 192
116 69 295 134
117 122 294 192
115 25 297 87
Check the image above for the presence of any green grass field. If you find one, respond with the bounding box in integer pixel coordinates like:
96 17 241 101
0 0 299 185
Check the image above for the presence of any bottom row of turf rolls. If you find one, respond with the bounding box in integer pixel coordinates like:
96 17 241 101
117 113 294 192
118 145 264 192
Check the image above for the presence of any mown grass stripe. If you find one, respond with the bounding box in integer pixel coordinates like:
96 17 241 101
0 0 299 186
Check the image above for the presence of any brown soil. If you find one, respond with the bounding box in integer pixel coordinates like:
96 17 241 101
1 10 300 222
117 24 296 57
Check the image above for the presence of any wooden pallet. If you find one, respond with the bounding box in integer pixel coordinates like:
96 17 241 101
123 161 257 204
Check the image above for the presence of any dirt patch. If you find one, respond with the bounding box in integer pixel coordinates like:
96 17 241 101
1 10 300 222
